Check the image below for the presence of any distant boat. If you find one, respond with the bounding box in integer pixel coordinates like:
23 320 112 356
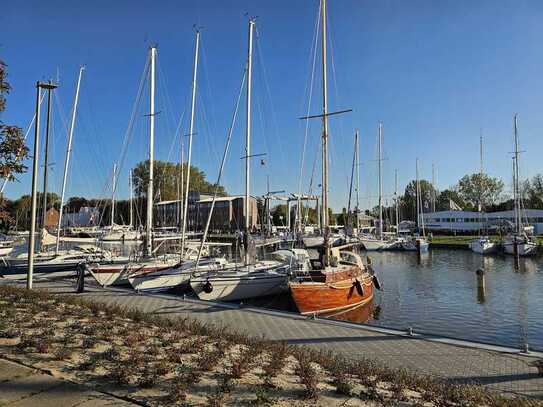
469 236 497 255
503 115 537 257
401 159 429 253
289 0 377 316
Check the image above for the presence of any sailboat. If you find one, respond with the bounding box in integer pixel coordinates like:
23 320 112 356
469 133 497 254
1 69 117 279
401 159 429 252
188 20 289 302
502 114 537 257
88 46 179 286
288 0 376 316
360 122 388 250
101 167 141 242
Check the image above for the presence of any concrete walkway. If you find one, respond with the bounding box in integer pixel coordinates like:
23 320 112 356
0 357 137 406
1 277 542 399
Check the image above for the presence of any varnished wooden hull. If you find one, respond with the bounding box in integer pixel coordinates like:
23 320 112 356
289 266 374 315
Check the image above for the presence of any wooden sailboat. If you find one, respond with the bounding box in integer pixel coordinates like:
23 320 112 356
289 0 376 316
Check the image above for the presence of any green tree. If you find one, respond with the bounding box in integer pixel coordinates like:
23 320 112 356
436 189 467 211
132 160 226 201
524 174 543 209
457 173 504 209
402 180 436 221
0 60 30 226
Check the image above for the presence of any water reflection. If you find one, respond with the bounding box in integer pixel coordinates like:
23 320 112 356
326 300 379 324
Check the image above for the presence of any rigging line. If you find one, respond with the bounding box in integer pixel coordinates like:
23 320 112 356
197 90 220 166
196 66 247 266
254 28 285 178
299 0 321 197
115 52 150 181
1 92 46 194
200 36 219 146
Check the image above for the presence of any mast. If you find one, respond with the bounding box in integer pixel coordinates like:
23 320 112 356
479 130 484 212
40 80 54 246
431 163 436 212
321 0 331 263
513 114 521 235
346 132 356 233
146 46 157 256
111 163 117 227
378 122 383 240
416 158 425 237
56 66 84 254
27 82 43 289
180 30 200 257
129 169 134 228
244 19 255 265
355 130 360 231
395 169 399 235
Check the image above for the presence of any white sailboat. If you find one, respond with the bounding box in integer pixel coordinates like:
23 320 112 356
469 133 497 254
503 114 537 257
89 47 179 286
360 122 387 251
189 20 288 302
402 159 429 252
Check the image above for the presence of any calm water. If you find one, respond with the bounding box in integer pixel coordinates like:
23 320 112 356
363 250 543 351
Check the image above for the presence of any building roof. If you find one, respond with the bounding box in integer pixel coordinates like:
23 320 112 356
198 195 257 203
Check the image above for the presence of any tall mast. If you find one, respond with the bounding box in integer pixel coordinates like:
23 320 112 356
180 31 200 257
355 130 360 231
56 66 84 254
40 81 54 244
111 163 117 227
513 114 521 235
178 138 184 228
244 19 255 265
395 169 399 235
129 169 133 228
432 163 437 212
146 46 157 256
321 0 330 263
27 83 43 289
378 122 383 239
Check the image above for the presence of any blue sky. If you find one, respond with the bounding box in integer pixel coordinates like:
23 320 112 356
2 0 543 211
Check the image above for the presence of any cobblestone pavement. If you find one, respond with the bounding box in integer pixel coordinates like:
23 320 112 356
2 277 542 398
0 357 137 406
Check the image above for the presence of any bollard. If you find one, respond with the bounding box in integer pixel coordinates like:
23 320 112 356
75 263 85 293
407 327 414 336
521 342 530 354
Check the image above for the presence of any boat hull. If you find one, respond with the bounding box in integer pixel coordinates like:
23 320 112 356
469 239 497 254
191 263 288 302
289 266 374 315
88 258 178 287
359 238 387 251
503 240 537 256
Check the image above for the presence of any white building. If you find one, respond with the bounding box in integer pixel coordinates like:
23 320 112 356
422 209 543 235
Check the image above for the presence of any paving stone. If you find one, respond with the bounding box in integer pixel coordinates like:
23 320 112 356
2 278 542 397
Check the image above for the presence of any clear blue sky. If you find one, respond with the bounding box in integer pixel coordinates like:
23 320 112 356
2 0 543 211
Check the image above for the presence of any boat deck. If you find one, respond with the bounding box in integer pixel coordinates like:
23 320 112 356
1 277 541 398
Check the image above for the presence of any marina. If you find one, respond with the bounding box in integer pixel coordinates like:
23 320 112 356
2 0 543 404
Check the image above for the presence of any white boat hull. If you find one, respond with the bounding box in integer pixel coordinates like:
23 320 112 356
128 258 228 293
359 238 387 251
503 237 537 256
469 239 497 255
190 262 288 302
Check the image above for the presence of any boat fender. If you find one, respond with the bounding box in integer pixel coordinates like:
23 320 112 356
354 279 364 296
372 275 381 291
203 280 213 294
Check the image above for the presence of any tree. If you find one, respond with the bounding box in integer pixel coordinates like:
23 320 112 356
522 174 543 209
436 189 467 211
132 160 226 201
402 180 436 221
0 60 30 227
457 173 504 209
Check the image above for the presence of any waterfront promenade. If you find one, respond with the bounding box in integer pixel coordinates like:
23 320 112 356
1 277 542 399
